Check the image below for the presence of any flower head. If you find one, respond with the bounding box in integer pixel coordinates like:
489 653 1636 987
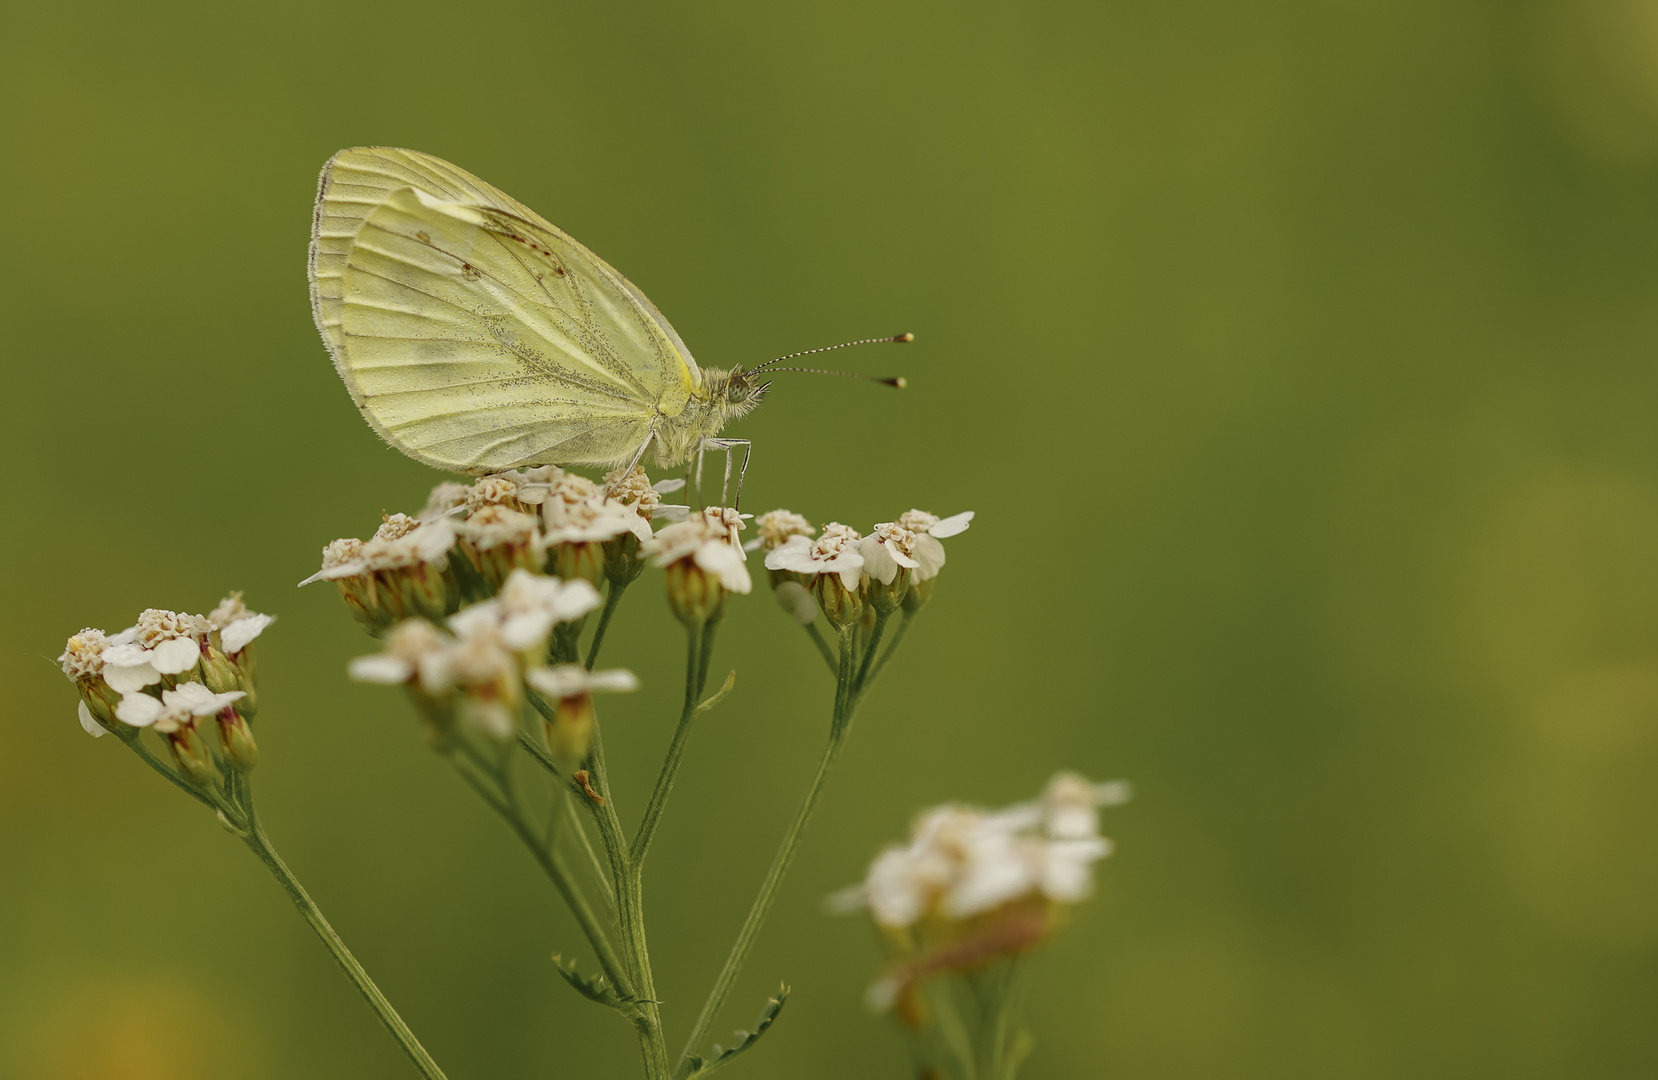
60 628 124 736
208 592 275 656
348 618 456 694
455 505 543 594
834 771 1126 1013
115 681 244 733
421 481 472 521
765 523 864 627
643 510 752 624
602 466 663 519
301 518 458 633
744 509 815 553
895 509 974 582
765 524 864 590
464 474 534 514
98 609 208 692
447 569 601 653
835 771 1127 930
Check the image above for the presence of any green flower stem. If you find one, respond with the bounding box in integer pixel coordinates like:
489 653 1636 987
630 621 709 867
121 728 446 1078
241 806 450 1080
562 786 618 917
453 742 634 999
859 608 916 694
853 609 892 691
676 625 858 1077
595 740 672 1077
122 735 221 813
968 960 1029 1080
802 622 839 675
586 579 630 670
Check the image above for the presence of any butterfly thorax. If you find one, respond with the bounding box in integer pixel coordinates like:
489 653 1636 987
653 366 767 467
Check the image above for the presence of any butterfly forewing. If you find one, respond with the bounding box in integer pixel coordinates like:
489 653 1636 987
310 147 701 473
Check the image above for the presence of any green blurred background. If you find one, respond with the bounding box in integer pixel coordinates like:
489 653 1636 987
5 1 1658 1076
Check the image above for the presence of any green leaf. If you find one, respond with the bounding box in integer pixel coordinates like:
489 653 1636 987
551 953 615 1007
696 670 738 714
684 984 789 1078
552 954 661 1020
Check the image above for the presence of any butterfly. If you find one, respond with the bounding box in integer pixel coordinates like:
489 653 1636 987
308 147 905 491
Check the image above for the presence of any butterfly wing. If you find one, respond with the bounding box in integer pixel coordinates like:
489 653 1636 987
309 147 702 473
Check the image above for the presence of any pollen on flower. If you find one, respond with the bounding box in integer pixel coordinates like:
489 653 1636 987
465 476 528 512
864 522 920 577
542 499 647 545
602 466 661 514
59 628 108 682
374 513 422 542
362 519 456 571
134 608 209 648
543 472 603 515
321 537 365 571
897 509 940 534
749 509 814 553
208 593 252 628
763 522 865 592
817 522 862 550
460 505 541 550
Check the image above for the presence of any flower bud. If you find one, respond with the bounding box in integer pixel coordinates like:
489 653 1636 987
198 642 241 696
903 577 935 614
664 558 727 627
167 725 219 787
78 677 125 729
551 540 606 589
602 532 647 587
458 506 544 595
545 692 597 764
813 572 863 630
216 709 258 772
866 564 911 616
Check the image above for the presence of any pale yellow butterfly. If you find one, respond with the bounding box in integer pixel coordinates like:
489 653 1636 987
308 147 907 485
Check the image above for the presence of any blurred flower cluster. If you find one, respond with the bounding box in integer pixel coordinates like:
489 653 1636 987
835 773 1130 1015
58 593 273 782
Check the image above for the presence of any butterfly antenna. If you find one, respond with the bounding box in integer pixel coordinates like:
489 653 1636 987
749 332 913 387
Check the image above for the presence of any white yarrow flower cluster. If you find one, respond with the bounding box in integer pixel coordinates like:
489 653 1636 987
837 772 1129 930
58 594 273 741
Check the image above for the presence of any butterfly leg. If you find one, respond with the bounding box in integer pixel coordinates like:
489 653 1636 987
698 439 752 509
623 426 657 476
730 441 753 509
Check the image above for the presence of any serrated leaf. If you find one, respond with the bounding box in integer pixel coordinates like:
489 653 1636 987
685 984 789 1078
551 953 619 1008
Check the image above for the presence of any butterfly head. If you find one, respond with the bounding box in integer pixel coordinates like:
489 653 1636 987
706 366 769 420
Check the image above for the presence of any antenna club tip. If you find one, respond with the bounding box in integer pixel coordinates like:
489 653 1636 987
893 376 908 389
894 332 915 343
